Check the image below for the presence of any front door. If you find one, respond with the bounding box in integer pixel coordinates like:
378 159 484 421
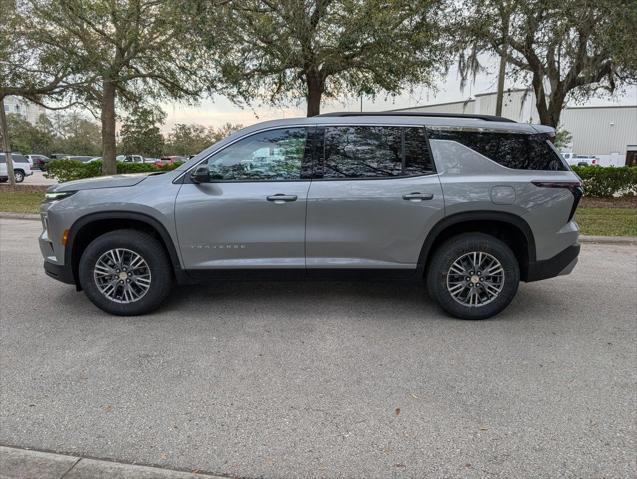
175 127 311 270
306 125 444 269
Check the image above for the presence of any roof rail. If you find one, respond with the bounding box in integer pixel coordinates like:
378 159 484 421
317 111 516 123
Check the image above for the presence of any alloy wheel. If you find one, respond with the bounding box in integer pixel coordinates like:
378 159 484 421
93 248 152 303
446 251 505 307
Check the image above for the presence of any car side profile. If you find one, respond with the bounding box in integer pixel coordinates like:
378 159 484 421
39 112 582 319
1 153 33 183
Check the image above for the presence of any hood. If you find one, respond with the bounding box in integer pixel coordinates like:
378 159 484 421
48 173 152 192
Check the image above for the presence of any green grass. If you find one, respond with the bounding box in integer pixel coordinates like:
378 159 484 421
575 207 637 237
0 190 44 214
1 189 635 236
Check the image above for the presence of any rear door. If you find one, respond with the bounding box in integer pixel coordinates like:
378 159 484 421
306 125 444 270
175 127 312 270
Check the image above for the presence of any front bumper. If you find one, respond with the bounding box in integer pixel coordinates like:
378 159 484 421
43 260 75 284
525 243 580 282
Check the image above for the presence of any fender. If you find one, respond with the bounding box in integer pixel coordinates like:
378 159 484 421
65 211 189 286
416 210 536 274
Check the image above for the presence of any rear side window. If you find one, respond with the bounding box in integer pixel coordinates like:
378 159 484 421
427 129 566 171
0 154 28 163
320 126 434 179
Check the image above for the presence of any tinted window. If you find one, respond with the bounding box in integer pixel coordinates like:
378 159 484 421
321 126 433 179
427 129 566 171
203 128 307 181
0 154 27 163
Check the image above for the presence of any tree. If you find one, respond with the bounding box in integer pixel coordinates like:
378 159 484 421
188 0 446 116
6 113 56 155
24 0 211 175
455 0 637 127
0 0 85 185
120 107 165 158
50 112 102 156
553 127 572 150
209 122 244 144
165 122 244 156
165 124 213 157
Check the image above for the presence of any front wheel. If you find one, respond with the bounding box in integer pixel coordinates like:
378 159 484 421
426 233 520 320
79 230 173 315
13 170 25 183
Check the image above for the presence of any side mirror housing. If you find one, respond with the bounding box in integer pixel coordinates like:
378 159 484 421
190 165 210 184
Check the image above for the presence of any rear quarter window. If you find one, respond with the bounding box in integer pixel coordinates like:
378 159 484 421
427 129 566 171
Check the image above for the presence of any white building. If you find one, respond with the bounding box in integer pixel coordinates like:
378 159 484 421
393 88 637 166
3 96 47 125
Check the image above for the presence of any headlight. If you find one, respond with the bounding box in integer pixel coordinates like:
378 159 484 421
43 191 77 202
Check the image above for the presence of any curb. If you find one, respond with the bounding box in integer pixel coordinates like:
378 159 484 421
0 213 635 245
580 235 637 245
0 445 228 479
0 212 40 221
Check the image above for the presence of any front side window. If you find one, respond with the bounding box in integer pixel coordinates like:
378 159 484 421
427 129 566 171
203 128 307 181
321 126 434 179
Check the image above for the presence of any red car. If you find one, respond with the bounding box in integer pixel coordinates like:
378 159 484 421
154 156 187 168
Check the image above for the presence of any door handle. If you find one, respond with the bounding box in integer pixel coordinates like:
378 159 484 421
266 194 298 203
402 192 434 201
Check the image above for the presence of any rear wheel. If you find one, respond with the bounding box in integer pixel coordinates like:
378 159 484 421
79 230 173 315
427 233 520 320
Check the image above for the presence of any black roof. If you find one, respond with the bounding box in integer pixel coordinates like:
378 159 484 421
318 111 516 123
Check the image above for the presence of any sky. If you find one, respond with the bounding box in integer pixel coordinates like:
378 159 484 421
160 57 637 132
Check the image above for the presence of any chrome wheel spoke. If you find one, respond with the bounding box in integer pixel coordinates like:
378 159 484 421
446 251 505 307
94 248 151 304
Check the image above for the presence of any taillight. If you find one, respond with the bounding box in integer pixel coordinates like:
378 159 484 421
531 180 583 221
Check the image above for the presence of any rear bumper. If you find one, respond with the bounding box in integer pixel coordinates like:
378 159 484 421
525 243 580 282
43 260 75 285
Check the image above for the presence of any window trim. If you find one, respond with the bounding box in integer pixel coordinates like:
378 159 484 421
181 125 314 184
312 124 438 182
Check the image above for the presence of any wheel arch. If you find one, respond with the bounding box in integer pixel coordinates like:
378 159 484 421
417 211 536 281
66 211 186 289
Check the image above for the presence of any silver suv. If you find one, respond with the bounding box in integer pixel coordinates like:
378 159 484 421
40 112 582 319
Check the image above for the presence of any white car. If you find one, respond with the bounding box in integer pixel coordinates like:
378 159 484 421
562 152 599 166
0 153 33 183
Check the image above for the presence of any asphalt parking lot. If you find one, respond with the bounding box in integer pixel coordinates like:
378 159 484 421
1 218 635 478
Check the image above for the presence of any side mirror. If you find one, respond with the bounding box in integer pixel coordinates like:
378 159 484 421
190 165 210 184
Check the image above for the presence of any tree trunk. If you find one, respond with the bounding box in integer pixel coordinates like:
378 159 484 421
306 75 323 117
0 98 16 186
546 92 564 129
101 79 117 175
495 50 507 116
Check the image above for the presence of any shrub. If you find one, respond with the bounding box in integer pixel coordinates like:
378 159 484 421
571 166 637 198
45 160 184 183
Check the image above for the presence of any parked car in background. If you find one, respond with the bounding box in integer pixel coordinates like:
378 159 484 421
40 112 582 319
26 154 50 170
87 155 147 164
50 153 72 160
562 152 599 167
155 156 186 167
0 153 33 183
61 155 96 162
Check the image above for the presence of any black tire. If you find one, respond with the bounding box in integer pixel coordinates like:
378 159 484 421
79 229 173 315
14 170 25 183
0 178 7 183
426 233 520 320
